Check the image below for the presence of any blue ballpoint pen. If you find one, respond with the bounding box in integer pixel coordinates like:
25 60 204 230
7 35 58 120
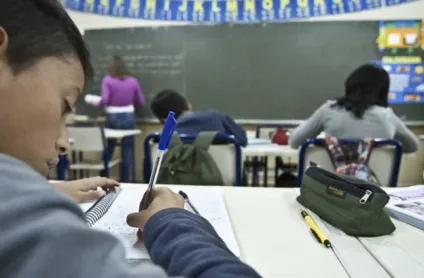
141 111 177 210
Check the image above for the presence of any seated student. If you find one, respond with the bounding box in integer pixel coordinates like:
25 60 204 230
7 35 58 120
289 64 419 153
151 89 248 146
0 1 260 278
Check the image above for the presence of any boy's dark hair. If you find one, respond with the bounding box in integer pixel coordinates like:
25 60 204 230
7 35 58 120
108 56 130 79
333 64 389 119
151 89 189 120
0 0 92 83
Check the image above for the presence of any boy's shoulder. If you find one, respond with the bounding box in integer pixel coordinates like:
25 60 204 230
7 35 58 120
194 109 227 118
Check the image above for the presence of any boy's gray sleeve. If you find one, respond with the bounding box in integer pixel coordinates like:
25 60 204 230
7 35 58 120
0 154 180 278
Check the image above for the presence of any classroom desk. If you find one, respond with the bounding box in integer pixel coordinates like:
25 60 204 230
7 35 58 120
220 187 348 277
114 184 349 277
242 144 299 186
57 128 142 181
103 128 141 139
110 184 424 277
243 144 299 162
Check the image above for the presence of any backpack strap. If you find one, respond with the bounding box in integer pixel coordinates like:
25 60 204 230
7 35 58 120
193 131 219 151
356 138 374 165
168 132 184 149
323 136 347 169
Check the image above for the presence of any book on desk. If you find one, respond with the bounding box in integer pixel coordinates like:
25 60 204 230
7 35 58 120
79 186 240 260
384 185 424 231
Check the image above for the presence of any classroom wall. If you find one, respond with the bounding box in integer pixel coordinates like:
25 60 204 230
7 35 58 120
64 4 424 185
67 1 424 33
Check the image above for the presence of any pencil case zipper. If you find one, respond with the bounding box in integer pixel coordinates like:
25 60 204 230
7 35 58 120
305 167 385 204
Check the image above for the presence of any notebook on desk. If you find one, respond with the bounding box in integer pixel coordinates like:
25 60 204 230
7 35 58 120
79 186 240 260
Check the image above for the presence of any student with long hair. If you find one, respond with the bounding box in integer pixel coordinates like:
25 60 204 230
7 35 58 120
289 64 419 153
0 1 260 277
88 55 145 182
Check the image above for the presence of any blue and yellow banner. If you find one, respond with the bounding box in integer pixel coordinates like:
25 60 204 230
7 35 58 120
64 0 389 22
385 0 419 6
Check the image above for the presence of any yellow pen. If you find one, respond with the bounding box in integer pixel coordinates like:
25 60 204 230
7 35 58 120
301 210 332 248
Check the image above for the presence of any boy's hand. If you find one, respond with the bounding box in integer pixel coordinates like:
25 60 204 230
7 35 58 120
52 177 119 202
126 187 184 238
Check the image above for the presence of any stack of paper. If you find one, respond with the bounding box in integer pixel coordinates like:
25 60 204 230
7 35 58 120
384 185 424 231
86 186 240 260
84 94 101 106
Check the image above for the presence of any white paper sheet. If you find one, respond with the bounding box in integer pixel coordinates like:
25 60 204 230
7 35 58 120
91 187 240 260
84 94 101 105
385 185 424 203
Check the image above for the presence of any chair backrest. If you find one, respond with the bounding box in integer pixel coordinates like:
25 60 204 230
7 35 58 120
67 123 106 152
144 133 242 186
256 124 299 139
297 138 403 187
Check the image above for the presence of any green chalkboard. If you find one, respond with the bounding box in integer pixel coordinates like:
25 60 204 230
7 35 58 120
80 22 424 121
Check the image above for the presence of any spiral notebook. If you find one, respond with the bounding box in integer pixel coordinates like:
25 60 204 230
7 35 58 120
82 187 121 226
79 186 240 260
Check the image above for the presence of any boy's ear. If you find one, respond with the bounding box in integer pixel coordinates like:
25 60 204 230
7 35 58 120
0 27 9 66
187 101 192 111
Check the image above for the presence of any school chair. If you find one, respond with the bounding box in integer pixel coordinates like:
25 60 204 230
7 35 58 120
297 138 403 187
255 124 299 139
143 132 242 186
66 122 120 178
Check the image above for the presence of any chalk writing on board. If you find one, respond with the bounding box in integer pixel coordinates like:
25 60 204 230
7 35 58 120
92 53 184 82
104 43 153 51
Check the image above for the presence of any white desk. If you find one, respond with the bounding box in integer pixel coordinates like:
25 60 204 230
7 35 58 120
243 144 299 161
223 187 424 278
220 187 348 277
69 128 141 142
359 218 424 277
247 138 273 145
242 144 299 186
104 128 141 139
109 185 424 277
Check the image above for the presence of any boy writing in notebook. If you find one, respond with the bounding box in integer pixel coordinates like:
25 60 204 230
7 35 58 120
0 1 260 278
151 89 248 146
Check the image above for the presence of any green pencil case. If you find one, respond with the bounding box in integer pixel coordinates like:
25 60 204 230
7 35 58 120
297 166 395 237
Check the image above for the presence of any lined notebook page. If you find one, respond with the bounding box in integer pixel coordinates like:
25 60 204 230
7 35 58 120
91 186 240 260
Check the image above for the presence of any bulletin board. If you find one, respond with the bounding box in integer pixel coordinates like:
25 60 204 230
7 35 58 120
376 20 424 104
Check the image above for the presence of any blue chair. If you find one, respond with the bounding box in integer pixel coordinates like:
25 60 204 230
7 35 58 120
297 138 403 187
255 123 299 139
144 132 242 186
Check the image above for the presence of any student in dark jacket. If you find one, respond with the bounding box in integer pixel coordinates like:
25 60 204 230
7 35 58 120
0 1 260 278
151 89 248 146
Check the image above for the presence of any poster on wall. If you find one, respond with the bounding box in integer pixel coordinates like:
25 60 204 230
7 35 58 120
375 19 424 104
377 20 423 64
372 60 424 104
